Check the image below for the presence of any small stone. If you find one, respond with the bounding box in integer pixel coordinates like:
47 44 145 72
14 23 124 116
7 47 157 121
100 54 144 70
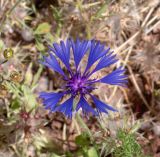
153 123 160 136
35 76 48 93
140 121 152 131
21 28 34 42
27 146 36 157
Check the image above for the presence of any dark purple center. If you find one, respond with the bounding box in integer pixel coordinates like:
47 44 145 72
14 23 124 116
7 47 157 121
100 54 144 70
65 72 95 96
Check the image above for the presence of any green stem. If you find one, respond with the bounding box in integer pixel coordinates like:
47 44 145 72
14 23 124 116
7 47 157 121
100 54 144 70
76 113 93 140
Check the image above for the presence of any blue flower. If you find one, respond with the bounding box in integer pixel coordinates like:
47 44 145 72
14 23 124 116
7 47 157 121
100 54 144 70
39 39 127 118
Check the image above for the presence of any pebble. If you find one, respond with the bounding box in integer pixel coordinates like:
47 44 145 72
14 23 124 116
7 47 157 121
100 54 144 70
21 28 34 42
153 123 160 136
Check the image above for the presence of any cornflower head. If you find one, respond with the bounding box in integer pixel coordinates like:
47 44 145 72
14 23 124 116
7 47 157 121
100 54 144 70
39 39 127 118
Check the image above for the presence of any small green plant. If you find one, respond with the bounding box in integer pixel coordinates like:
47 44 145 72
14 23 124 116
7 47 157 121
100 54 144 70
74 132 99 157
113 129 148 157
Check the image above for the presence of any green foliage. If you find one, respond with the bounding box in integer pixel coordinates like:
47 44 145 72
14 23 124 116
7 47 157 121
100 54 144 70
74 132 99 157
5 64 42 115
35 37 45 51
34 21 55 51
94 3 108 19
113 130 144 157
50 6 63 36
34 22 51 51
51 6 63 24
21 85 37 111
75 133 90 147
87 147 99 157
34 22 51 35
10 98 21 111
0 39 4 50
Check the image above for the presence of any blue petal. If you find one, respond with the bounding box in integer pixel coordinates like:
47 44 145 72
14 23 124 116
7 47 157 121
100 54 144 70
55 96 74 118
99 67 128 86
91 95 117 114
50 40 70 71
76 96 98 116
90 51 118 75
85 40 110 73
39 92 64 111
40 53 66 77
71 39 90 69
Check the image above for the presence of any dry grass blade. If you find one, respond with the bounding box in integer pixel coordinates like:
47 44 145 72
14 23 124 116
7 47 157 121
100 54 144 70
127 65 157 116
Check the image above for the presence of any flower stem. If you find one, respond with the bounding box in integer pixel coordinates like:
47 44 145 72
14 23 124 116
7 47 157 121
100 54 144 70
76 113 93 140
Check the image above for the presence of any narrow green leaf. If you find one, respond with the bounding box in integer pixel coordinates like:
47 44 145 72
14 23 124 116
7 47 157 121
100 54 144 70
0 39 4 50
24 62 33 86
32 65 43 88
76 113 92 138
36 40 45 51
22 85 37 111
95 4 108 18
